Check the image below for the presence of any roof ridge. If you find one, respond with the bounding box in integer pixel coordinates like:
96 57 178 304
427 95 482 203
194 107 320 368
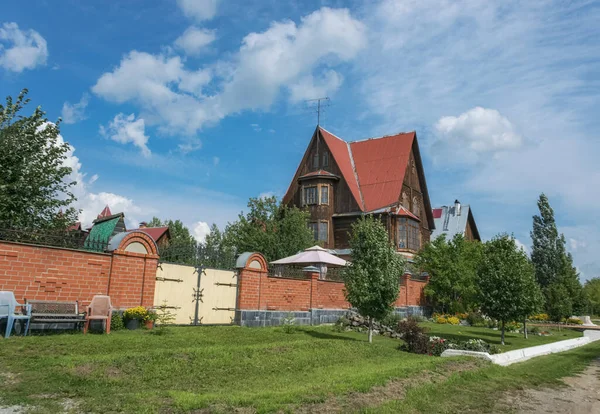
319 126 346 143
349 131 415 144
346 142 365 211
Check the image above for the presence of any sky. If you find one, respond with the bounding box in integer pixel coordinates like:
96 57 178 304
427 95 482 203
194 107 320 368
1 0 599 281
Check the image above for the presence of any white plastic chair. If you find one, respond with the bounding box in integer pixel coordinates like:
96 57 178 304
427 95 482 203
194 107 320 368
0 291 31 338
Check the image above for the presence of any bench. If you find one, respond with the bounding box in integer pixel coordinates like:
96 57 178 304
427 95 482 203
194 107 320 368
25 299 86 331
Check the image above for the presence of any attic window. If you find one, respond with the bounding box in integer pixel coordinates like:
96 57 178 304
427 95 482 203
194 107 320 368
322 151 329 167
312 153 319 168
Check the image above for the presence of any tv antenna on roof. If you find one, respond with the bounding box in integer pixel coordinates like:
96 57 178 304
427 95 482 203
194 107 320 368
305 97 330 126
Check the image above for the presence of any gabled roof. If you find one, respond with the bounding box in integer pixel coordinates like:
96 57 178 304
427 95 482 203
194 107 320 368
97 205 112 219
431 203 480 241
137 227 170 242
298 170 339 180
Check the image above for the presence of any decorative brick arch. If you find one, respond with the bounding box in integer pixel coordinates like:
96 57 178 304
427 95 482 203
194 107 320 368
236 252 268 272
113 231 159 258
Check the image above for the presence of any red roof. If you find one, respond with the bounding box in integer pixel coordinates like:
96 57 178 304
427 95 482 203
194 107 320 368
395 205 420 221
320 127 414 212
136 227 169 242
432 208 443 219
97 205 112 219
298 169 339 180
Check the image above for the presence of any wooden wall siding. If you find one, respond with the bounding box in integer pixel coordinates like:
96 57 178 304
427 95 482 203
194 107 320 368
464 213 479 241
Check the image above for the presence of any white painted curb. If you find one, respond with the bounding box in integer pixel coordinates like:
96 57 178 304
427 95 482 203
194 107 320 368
441 330 600 366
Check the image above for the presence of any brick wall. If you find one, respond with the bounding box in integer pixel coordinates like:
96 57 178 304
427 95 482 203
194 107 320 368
0 231 159 309
236 253 428 312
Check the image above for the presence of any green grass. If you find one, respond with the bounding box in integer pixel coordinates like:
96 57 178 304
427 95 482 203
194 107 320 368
366 339 600 413
422 322 581 351
0 326 469 413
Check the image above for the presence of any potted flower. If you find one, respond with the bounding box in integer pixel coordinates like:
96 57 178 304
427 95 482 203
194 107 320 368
123 306 148 330
144 310 158 330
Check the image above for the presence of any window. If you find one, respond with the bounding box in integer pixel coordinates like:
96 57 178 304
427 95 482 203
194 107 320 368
398 218 421 251
309 222 328 242
322 151 329 167
312 153 319 168
318 221 328 242
320 185 329 205
308 222 319 240
304 187 318 205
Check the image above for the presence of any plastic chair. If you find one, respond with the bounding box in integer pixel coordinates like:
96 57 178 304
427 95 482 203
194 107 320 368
84 295 113 334
0 291 32 338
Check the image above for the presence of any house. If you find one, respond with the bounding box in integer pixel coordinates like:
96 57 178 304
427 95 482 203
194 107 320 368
85 206 126 250
283 126 435 259
431 200 480 241
135 222 170 249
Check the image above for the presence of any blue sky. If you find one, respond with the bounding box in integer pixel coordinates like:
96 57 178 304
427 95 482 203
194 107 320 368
1 0 599 281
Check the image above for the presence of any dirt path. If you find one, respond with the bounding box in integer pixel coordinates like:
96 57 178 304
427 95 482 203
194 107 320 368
504 358 600 414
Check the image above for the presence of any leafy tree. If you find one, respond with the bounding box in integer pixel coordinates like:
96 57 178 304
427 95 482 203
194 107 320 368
416 234 483 313
224 196 314 262
0 89 78 229
202 223 237 269
148 217 197 264
546 282 572 322
343 215 404 343
477 234 540 345
583 278 600 316
530 194 584 313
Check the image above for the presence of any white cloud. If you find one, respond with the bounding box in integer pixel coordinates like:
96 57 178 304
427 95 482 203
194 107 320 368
100 113 151 157
92 8 366 139
193 221 211 243
433 107 523 164
514 238 529 255
212 156 219 166
177 0 219 22
61 93 89 124
259 191 276 200
174 27 216 56
250 123 261 132
0 22 48 72
178 138 202 154
289 70 343 103
569 238 587 251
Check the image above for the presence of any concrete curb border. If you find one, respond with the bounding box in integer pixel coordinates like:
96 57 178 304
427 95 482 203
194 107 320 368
441 330 600 366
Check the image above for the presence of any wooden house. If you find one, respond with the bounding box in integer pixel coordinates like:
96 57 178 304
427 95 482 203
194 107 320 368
431 201 480 242
283 127 435 259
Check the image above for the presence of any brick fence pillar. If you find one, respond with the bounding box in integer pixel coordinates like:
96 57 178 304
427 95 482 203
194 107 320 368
305 266 320 309
402 273 411 305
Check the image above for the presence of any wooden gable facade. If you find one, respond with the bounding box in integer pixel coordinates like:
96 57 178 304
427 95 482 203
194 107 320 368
283 127 435 257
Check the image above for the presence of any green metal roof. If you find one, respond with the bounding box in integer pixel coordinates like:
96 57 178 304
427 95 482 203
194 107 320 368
85 217 120 251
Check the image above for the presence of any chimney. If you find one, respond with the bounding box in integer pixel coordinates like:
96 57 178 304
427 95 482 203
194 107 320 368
139 221 147 228
454 199 461 216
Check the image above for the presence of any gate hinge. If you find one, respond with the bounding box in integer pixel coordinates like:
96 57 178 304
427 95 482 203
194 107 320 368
156 277 184 283
213 307 236 311
215 282 238 287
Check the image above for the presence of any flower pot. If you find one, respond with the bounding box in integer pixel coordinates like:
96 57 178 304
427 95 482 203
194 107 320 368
126 319 141 330
144 320 154 330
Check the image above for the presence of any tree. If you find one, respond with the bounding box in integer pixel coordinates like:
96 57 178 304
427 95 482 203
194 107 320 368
416 234 483 313
546 283 572 322
224 196 314 262
202 223 237 269
0 89 78 229
148 217 197 264
583 278 600 316
343 215 404 343
477 234 540 345
531 194 584 314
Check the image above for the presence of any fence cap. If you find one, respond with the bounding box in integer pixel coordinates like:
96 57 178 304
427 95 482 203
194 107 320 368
236 252 256 269
302 265 320 272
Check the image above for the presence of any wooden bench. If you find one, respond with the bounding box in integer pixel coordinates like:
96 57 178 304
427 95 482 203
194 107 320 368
25 299 86 331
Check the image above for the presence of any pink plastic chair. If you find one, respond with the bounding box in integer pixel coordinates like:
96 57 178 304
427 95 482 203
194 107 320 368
83 295 113 334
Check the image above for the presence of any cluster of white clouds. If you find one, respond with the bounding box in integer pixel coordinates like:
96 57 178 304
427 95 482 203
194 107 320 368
99 113 151 157
61 94 89 124
0 22 47 72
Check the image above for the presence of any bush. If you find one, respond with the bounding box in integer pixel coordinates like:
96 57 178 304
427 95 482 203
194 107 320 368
110 313 125 331
397 317 429 354
458 339 500 354
436 316 447 324
530 326 540 334
486 319 498 329
428 336 451 356
567 317 583 325
446 316 460 325
466 312 485 327
530 313 549 321
281 313 296 334
504 321 521 332
333 316 349 332
123 306 148 321
380 313 402 328
455 313 468 320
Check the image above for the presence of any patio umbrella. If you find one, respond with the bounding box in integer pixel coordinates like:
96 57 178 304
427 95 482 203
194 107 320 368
270 245 347 267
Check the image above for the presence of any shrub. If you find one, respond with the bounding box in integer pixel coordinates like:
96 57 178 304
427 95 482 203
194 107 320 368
436 316 447 324
446 316 460 325
466 311 485 327
505 321 521 332
530 313 549 321
397 317 429 354
333 316 349 332
429 336 451 356
380 313 402 328
110 312 125 331
281 313 296 333
123 306 148 321
455 313 468 320
567 317 583 325
530 326 540 334
486 319 498 329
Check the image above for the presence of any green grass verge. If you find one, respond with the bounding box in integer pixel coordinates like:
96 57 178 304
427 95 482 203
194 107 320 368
0 326 468 413
366 339 600 413
421 322 581 351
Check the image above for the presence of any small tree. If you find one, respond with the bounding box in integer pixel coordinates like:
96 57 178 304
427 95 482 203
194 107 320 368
583 277 600 316
546 282 573 322
148 217 197 264
478 234 540 345
516 261 544 339
0 89 78 229
343 215 404 343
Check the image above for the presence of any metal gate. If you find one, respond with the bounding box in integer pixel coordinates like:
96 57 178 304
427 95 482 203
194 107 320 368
154 262 238 325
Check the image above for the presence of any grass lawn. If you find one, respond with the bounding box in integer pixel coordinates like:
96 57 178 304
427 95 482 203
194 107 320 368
0 324 594 413
422 322 582 351
0 326 476 413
